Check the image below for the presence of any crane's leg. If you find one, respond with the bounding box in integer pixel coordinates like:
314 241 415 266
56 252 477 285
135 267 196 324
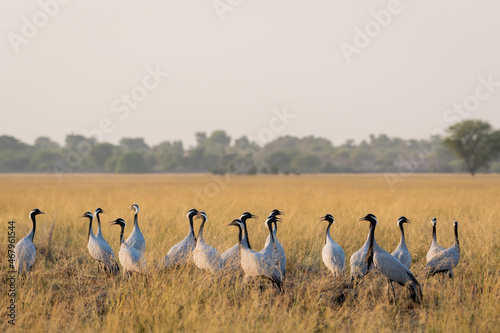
386 279 396 304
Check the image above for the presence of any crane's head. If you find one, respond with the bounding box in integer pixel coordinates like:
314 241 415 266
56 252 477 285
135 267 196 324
95 207 105 215
264 215 281 227
359 213 378 225
270 209 284 217
227 219 244 228
397 216 410 225
129 204 139 213
186 208 199 220
30 208 45 217
240 212 258 222
110 218 126 228
453 221 458 227
431 217 437 226
196 211 207 221
81 211 93 219
320 214 335 223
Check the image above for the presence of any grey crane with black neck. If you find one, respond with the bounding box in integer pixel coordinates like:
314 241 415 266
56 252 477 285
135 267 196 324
160 208 199 270
14 208 45 274
126 204 145 254
426 217 453 278
262 209 286 277
82 212 119 274
110 218 147 275
319 214 345 279
192 211 223 274
361 213 423 304
391 216 412 269
228 219 282 292
425 221 460 278
221 212 257 273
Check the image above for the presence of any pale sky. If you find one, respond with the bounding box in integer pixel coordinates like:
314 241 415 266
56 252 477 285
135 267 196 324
1 1 500 147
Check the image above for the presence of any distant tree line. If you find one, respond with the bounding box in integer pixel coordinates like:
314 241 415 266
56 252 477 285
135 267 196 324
1 120 499 175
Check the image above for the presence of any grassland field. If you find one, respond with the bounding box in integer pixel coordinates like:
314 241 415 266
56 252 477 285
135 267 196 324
1 174 499 332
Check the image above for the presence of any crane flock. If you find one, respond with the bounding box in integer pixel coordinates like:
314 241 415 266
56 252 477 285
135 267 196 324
14 206 461 304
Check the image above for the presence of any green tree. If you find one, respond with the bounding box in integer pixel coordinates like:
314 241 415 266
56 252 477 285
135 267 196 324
115 152 149 173
444 120 500 175
91 143 115 169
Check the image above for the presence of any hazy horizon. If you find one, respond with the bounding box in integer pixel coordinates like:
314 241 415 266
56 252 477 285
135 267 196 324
2 1 500 147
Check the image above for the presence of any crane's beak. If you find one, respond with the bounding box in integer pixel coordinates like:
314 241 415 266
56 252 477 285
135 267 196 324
227 220 238 227
250 214 258 219
359 217 367 222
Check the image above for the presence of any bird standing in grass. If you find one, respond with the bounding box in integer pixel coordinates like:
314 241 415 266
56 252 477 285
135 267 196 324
391 216 412 269
319 214 345 279
126 204 145 254
361 213 423 304
228 219 282 291
426 218 453 278
110 218 147 275
259 215 282 270
82 212 119 274
263 209 286 277
160 208 199 270
350 227 373 281
221 212 258 273
14 208 44 274
192 211 223 274
425 221 460 278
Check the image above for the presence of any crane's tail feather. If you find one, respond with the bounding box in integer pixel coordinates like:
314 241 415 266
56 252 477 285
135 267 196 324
270 274 283 292
408 281 423 304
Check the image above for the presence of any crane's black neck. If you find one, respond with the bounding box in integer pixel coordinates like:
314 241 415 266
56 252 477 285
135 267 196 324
30 212 37 242
237 223 245 256
197 216 206 242
273 221 278 234
86 216 93 241
241 216 252 249
325 221 333 245
365 221 376 270
454 224 459 248
189 215 197 242
119 224 125 244
432 224 437 242
243 223 251 249
399 222 406 244
96 213 102 229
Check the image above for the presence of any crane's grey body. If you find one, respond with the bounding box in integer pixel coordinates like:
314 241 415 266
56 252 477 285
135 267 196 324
391 217 412 269
82 212 119 274
222 212 256 273
425 221 460 278
126 204 145 254
228 219 282 291
111 218 147 275
260 210 286 277
320 214 345 278
350 232 374 280
192 212 223 273
160 209 198 269
14 209 44 274
362 214 423 304
426 218 453 278
262 228 286 277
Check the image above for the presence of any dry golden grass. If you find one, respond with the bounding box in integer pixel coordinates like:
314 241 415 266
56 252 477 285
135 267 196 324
1 174 499 332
